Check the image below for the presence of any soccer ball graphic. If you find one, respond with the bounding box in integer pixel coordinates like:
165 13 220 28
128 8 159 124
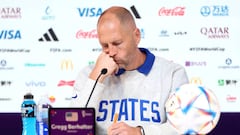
165 84 221 134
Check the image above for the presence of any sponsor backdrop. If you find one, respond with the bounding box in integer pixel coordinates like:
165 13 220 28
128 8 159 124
0 0 239 113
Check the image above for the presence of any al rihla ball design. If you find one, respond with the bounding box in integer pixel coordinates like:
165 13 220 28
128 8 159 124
165 84 221 135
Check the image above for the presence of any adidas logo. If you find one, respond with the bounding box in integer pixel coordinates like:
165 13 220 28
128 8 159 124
38 28 59 41
130 5 141 19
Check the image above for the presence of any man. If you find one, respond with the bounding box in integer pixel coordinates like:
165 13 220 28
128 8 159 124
71 6 189 135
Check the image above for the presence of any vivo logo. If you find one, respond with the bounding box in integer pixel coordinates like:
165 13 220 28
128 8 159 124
77 8 102 17
25 81 46 87
0 30 21 39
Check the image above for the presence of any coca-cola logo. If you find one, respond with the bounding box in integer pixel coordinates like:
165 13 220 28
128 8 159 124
76 29 98 39
158 7 185 16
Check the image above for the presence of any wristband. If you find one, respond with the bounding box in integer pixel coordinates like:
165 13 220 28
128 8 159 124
137 125 145 135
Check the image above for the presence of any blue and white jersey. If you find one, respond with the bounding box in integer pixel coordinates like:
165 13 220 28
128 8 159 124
71 48 189 135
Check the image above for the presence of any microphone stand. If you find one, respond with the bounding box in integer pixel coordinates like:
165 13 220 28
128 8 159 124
85 68 107 108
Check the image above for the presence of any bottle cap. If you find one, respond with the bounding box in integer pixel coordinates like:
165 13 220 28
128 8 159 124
24 93 34 99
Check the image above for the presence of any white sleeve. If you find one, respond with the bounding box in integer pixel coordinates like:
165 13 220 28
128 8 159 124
143 64 188 135
170 65 189 93
69 66 105 108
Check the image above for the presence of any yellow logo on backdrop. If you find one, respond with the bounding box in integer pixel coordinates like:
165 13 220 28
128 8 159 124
61 60 73 70
190 77 202 85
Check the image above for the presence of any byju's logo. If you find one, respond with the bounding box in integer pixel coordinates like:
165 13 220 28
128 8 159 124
77 7 102 17
185 61 207 67
0 30 21 39
200 5 229 17
130 5 141 19
38 28 59 41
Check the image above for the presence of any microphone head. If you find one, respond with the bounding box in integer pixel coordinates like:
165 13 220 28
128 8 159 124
101 68 108 75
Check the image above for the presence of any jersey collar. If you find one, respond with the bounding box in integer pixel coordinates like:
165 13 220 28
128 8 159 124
115 48 155 76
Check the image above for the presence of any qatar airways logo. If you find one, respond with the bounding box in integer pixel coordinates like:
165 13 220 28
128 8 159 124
76 29 98 39
0 7 21 19
158 7 185 16
200 27 229 39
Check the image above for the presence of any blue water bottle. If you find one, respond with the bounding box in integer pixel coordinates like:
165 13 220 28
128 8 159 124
21 92 37 135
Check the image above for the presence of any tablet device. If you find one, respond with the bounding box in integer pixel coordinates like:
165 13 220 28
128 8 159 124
48 108 95 135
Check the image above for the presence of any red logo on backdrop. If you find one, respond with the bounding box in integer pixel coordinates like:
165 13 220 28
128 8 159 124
76 29 98 39
226 95 237 102
158 7 185 16
57 80 75 87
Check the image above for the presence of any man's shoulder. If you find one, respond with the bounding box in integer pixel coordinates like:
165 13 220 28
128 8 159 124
153 56 184 70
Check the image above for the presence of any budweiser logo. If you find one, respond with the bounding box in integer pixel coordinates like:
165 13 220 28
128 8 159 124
76 29 98 39
158 7 185 16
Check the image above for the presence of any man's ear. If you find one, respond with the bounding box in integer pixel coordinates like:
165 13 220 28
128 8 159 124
134 28 141 45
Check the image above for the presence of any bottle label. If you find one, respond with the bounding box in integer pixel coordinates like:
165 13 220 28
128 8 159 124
21 104 36 117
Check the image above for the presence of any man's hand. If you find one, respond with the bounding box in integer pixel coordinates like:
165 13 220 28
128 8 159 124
89 52 119 82
107 122 142 135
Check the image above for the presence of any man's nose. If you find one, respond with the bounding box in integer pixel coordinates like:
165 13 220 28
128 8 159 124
108 45 117 57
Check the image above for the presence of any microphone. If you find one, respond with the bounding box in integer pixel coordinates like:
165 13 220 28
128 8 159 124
85 68 108 107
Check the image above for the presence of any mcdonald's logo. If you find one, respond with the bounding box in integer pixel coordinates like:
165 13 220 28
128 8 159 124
190 77 202 85
61 60 73 70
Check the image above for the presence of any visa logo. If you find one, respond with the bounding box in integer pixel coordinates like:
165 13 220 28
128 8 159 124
77 8 102 17
0 30 21 39
25 81 46 87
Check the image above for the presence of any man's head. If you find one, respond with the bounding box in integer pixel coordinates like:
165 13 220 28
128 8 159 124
97 6 142 70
